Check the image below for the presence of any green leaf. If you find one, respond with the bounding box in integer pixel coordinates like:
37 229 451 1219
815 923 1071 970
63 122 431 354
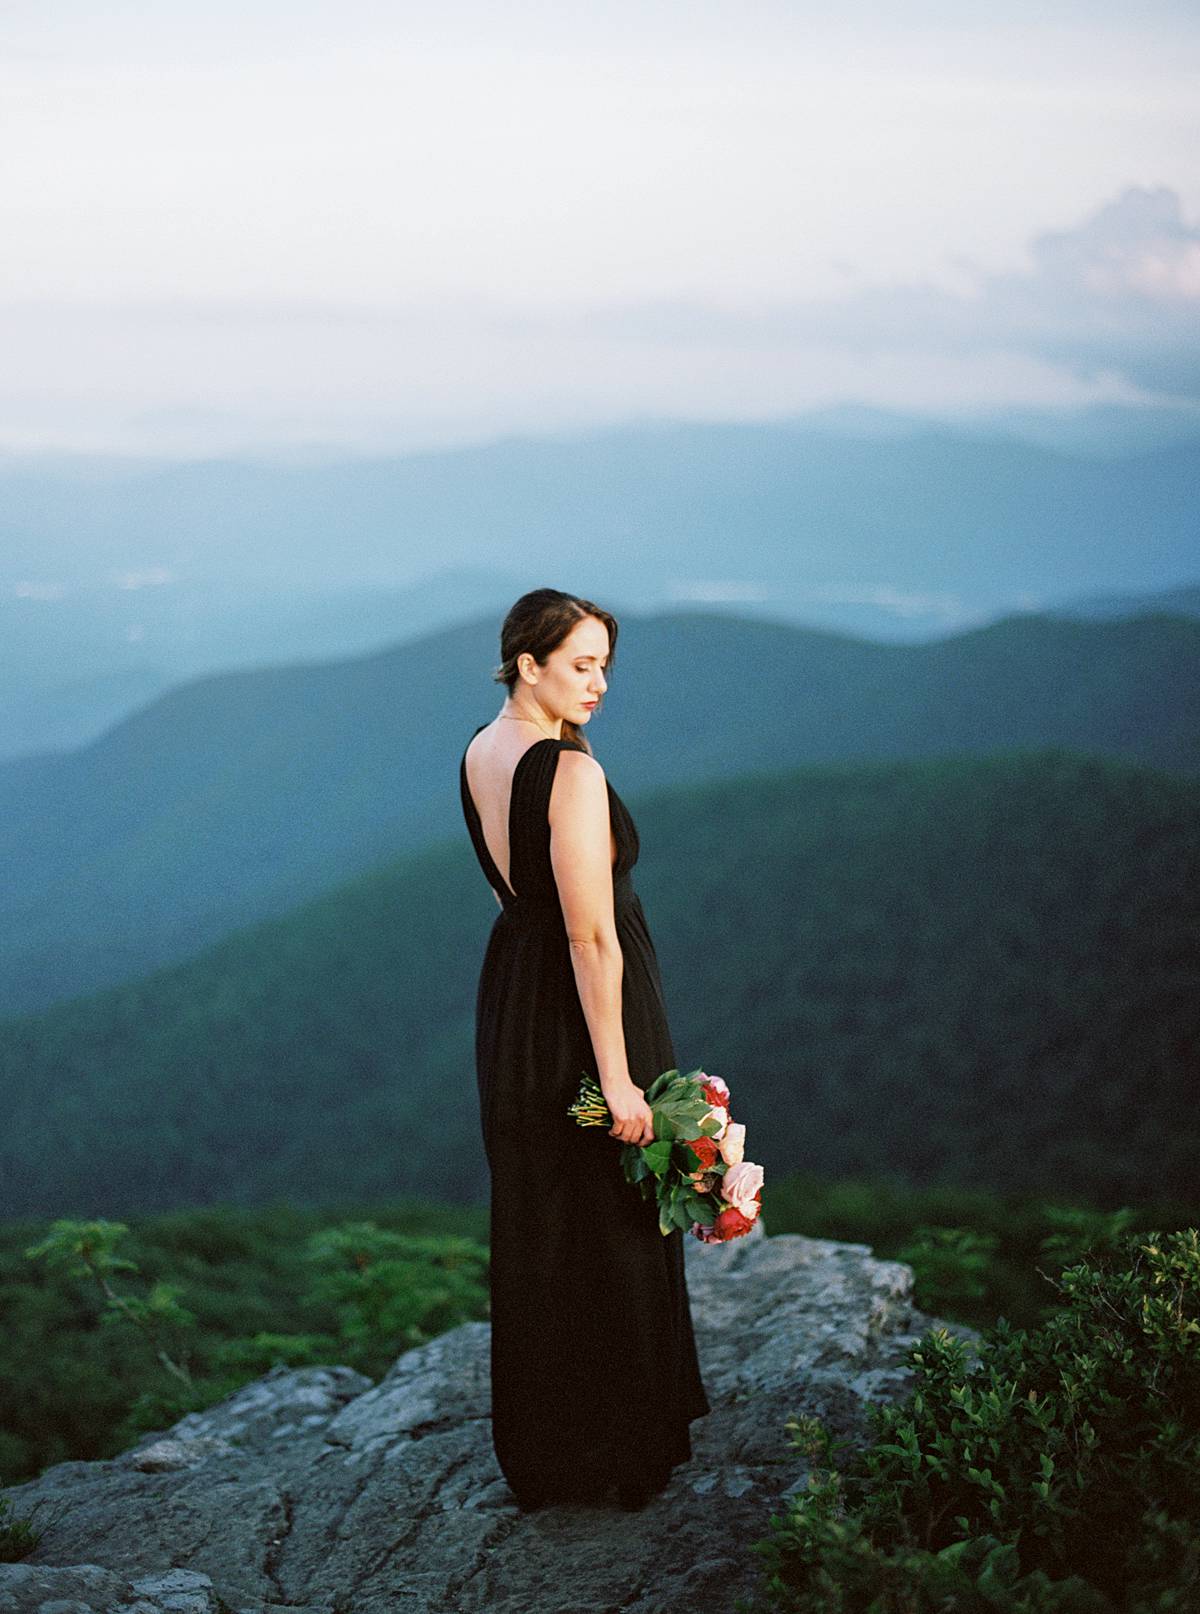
641 1141 673 1174
643 1068 679 1104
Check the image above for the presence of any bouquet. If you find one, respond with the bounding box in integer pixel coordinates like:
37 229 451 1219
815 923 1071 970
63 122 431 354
568 1066 763 1242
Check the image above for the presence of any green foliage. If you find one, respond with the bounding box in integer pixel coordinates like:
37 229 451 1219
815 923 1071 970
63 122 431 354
743 1228 1200 1613
208 1331 343 1375
743 1468 1111 1613
112 1375 250 1449
1036 1205 1140 1274
23 1218 140 1281
301 1221 489 1376
895 1225 1000 1316
25 1219 195 1389
0 1198 489 1487
762 1173 1196 1331
97 1219 492 1423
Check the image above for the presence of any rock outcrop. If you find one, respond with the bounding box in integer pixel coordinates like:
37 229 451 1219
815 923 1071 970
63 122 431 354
1 1227 978 1614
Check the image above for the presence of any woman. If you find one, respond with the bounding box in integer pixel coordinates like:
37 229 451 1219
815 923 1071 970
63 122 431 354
459 588 711 1511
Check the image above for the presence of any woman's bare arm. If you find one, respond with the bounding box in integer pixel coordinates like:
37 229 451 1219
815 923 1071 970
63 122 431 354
549 751 653 1146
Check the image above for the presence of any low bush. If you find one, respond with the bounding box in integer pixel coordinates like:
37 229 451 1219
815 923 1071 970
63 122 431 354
743 1227 1200 1612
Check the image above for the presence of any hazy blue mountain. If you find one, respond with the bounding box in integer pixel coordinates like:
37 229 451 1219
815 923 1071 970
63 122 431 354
933 399 1200 458
6 559 1197 769
2 416 1195 641
0 606 1195 1020
0 664 172 762
3 412 1196 760
2 750 1194 1219
0 566 525 763
4 423 1193 602
1049 581 1200 622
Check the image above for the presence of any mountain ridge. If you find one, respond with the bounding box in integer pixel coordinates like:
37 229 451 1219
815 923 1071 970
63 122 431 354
2 747 1195 1216
0 607 1195 1019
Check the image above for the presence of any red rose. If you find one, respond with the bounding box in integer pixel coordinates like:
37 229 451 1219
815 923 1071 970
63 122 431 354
686 1134 720 1170
713 1206 754 1241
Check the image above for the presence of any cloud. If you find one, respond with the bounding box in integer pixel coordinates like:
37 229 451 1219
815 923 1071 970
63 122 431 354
0 186 1195 458
664 579 774 604
796 584 975 623
568 186 1200 401
113 567 174 590
968 185 1200 395
1027 185 1200 301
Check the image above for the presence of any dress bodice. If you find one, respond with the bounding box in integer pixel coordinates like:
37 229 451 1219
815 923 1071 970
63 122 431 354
460 724 640 922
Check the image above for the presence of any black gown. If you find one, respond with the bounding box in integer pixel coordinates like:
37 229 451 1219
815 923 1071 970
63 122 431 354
459 724 711 1504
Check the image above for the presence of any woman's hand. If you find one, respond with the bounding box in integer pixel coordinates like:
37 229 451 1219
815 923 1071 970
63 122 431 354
602 1079 655 1147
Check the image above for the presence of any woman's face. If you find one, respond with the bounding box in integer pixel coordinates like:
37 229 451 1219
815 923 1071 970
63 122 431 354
523 615 610 722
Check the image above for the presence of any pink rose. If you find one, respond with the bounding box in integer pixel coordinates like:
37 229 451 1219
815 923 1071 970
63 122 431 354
723 1160 764 1218
699 1071 730 1103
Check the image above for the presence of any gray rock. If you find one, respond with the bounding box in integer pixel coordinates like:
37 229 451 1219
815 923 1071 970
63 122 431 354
0 1229 978 1614
0 1564 220 1614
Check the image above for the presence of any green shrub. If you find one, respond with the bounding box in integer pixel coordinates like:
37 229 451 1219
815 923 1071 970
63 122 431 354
743 1228 1200 1613
894 1225 1000 1316
301 1223 489 1377
5 1207 491 1484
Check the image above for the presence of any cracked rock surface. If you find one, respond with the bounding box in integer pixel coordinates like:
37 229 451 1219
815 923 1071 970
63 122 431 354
1 1228 978 1614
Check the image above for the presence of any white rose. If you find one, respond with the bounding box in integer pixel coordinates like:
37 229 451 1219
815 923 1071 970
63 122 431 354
723 1160 764 1217
718 1121 746 1167
703 1104 729 1140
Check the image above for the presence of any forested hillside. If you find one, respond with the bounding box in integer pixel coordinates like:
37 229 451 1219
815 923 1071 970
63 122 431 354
0 606 1195 1019
1 748 1194 1218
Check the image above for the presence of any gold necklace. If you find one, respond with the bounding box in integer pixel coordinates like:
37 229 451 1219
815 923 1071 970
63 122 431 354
498 712 559 740
497 713 558 739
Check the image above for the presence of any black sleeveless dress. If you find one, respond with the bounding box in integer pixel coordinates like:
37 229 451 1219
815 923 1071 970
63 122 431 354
459 724 711 1505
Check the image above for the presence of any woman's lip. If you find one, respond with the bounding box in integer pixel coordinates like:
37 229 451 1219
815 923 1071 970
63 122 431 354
582 701 598 708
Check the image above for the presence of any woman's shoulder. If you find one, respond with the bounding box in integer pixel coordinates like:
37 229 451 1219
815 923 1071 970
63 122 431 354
555 741 604 774
550 745 608 804
463 720 491 761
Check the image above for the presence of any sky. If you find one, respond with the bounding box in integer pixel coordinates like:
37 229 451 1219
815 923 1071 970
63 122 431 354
2 0 1198 457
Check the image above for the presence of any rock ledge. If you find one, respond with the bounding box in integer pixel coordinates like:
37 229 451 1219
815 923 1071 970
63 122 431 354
1 1229 977 1614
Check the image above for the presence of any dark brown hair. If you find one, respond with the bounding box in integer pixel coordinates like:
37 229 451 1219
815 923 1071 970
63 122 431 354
493 588 619 755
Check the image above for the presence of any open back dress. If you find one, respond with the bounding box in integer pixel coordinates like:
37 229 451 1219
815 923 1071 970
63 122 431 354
459 723 711 1504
